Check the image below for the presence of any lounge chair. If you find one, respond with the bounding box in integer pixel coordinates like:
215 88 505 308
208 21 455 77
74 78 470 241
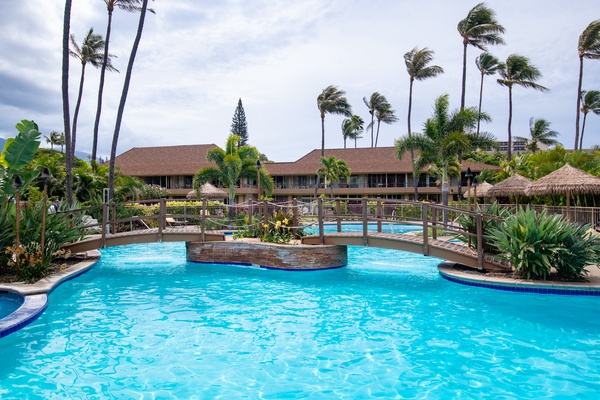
166 217 185 227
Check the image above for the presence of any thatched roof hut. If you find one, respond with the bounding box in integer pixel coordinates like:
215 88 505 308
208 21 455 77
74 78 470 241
488 174 532 198
186 183 227 200
464 181 493 198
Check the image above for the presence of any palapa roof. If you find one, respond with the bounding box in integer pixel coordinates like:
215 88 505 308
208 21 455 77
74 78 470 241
186 183 227 199
464 181 493 198
525 163 600 196
263 147 499 176
487 174 533 197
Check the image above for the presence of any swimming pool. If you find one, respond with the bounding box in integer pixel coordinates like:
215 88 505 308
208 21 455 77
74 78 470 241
0 292 23 320
1 242 599 398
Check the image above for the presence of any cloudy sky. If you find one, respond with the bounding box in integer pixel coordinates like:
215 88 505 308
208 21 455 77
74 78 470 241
1 1 598 162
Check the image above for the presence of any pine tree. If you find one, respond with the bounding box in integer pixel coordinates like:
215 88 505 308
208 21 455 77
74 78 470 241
230 98 248 146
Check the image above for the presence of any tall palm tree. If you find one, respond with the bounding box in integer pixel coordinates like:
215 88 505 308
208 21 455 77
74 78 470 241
62 0 73 205
575 20 600 149
396 94 477 218
108 0 151 201
363 92 386 147
316 85 351 194
457 3 505 110
70 28 116 162
516 118 560 153
475 52 501 135
580 90 600 148
92 0 152 162
497 54 549 161
341 115 364 148
374 101 398 147
193 134 273 226
404 47 443 198
317 156 351 198
44 131 61 151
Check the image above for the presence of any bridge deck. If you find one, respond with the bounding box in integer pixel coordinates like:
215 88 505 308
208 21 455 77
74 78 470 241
301 232 510 271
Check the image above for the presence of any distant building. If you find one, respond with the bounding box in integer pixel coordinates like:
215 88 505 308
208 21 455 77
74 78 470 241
112 145 500 202
494 139 549 154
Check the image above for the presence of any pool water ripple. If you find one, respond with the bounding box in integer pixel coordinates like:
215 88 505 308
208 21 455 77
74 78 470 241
0 242 600 398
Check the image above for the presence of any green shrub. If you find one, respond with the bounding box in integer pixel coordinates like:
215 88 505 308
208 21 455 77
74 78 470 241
455 202 511 253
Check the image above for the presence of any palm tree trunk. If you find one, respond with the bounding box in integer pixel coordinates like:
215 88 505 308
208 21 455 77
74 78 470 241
315 114 325 197
477 72 484 135
62 0 73 206
441 161 449 225
407 79 414 135
580 112 588 150
374 120 381 147
507 85 513 161
575 56 584 150
407 79 418 199
370 112 375 147
108 0 149 201
71 63 86 163
460 41 468 111
92 10 114 162
343 136 347 149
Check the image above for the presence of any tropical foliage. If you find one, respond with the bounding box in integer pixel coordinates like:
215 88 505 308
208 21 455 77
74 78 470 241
231 98 249 146
341 115 364 148
515 118 560 153
575 19 600 149
316 156 351 197
475 52 501 134
579 90 600 148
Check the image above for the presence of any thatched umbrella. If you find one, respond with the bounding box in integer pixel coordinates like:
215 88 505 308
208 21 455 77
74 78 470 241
525 163 600 220
487 174 533 207
464 181 493 207
186 183 227 200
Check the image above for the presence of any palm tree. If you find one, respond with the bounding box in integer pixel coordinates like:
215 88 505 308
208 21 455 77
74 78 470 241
108 0 151 201
404 47 443 198
341 115 364 148
457 3 505 110
70 28 116 162
62 0 73 205
92 0 153 162
374 98 398 147
516 118 560 153
44 131 61 151
56 132 66 153
363 92 386 147
395 94 479 215
316 85 351 194
575 20 600 150
497 54 549 161
475 52 501 135
316 156 351 198
193 134 273 226
580 90 600 148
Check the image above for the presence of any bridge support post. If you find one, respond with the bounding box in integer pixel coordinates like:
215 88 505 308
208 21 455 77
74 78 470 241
336 199 341 232
431 207 437 240
292 199 298 237
101 202 108 248
158 198 166 243
201 198 207 242
476 213 484 270
362 197 368 246
376 198 382 233
318 197 324 245
422 202 429 255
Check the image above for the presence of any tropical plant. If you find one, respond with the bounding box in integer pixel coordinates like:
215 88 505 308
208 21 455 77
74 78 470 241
373 99 398 147
515 118 560 153
93 0 152 162
497 54 549 160
575 20 600 150
44 131 61 151
0 120 42 195
341 115 364 148
455 202 511 253
260 208 305 244
108 0 152 201
475 52 501 135
404 47 444 198
457 2 505 110
193 134 273 226
580 90 600 149
316 156 351 197
70 27 116 162
363 92 386 147
231 98 249 146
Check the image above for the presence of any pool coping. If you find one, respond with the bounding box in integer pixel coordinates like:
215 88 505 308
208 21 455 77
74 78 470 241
438 262 600 296
0 250 101 338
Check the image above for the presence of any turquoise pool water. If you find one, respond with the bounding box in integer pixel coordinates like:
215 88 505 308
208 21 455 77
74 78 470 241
0 292 23 319
1 242 600 398
306 222 421 235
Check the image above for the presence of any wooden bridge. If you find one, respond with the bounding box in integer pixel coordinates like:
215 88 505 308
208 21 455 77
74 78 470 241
61 198 510 272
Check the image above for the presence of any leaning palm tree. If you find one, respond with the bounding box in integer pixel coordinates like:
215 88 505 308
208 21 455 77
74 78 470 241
70 28 116 162
316 85 351 195
475 52 501 135
580 90 600 148
404 47 443 198
317 156 351 198
44 131 61 151
62 0 73 205
92 0 153 162
341 115 364 148
575 20 600 149
108 0 152 200
374 101 398 147
363 92 386 147
497 54 549 161
457 2 505 110
516 118 560 153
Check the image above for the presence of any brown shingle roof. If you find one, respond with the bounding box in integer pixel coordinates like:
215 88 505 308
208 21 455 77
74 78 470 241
263 147 499 176
113 144 219 176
